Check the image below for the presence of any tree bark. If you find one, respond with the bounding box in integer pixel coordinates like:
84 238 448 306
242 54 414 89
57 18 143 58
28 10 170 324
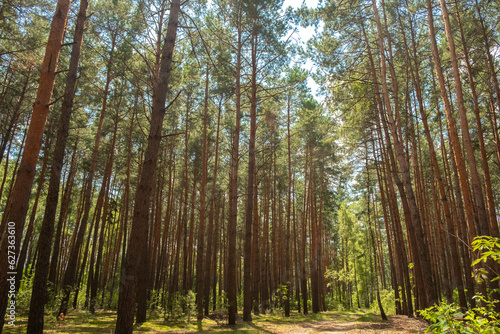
243 30 258 322
196 64 209 320
438 0 490 237
204 98 222 315
284 96 292 317
59 30 116 317
0 1 71 330
48 139 78 286
372 0 437 307
227 3 242 325
115 0 180 331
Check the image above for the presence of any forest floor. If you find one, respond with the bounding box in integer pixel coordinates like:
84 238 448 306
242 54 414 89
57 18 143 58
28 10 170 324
3 309 429 333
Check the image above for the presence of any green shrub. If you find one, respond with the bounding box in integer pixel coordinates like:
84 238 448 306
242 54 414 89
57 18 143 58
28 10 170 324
419 236 500 333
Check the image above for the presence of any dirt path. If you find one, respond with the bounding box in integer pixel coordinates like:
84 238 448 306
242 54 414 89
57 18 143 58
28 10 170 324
3 310 430 333
256 314 429 334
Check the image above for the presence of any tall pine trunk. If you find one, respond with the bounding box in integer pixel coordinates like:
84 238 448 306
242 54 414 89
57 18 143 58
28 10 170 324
243 31 258 322
115 0 180 331
59 31 116 316
0 1 71 330
227 4 242 325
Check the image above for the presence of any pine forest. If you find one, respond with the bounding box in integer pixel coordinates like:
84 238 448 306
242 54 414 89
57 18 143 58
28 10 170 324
0 0 500 333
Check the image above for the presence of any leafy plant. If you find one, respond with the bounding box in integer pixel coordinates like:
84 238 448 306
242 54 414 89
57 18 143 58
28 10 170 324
419 236 500 333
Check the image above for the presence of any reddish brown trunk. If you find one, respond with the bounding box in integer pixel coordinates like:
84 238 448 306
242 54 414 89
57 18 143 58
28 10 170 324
115 0 180 331
204 98 222 315
0 1 71 331
59 31 116 316
372 0 437 307
243 31 258 322
227 6 242 324
48 140 78 286
15 136 50 292
196 65 209 319
438 0 490 237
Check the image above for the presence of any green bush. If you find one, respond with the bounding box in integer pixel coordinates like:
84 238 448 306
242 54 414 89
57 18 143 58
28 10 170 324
369 289 395 315
419 236 500 333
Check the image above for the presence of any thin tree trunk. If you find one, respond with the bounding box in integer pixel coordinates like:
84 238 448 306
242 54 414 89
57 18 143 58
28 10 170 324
48 139 78 286
397 6 468 308
438 0 490 237
227 4 242 325
301 148 308 315
15 134 50 292
285 95 292 317
59 31 116 317
0 66 31 166
243 31 258 322
204 98 222 315
90 109 119 314
372 0 436 307
196 65 210 320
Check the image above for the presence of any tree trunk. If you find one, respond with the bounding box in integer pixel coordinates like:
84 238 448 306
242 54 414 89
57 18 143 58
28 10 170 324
438 0 490 237
204 97 222 315
59 31 116 317
227 4 242 325
15 135 50 292
48 139 78 286
114 0 180 331
285 95 292 317
243 31 258 322
397 7 468 308
0 1 71 331
90 108 119 314
372 0 437 307
196 64 209 320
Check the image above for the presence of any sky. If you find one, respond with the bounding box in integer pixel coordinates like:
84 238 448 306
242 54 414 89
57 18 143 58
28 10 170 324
282 0 321 99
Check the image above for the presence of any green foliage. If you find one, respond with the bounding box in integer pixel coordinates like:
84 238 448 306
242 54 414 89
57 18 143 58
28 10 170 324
369 289 395 316
270 284 289 316
420 236 500 333
15 274 33 315
163 290 197 323
217 290 229 312
472 236 500 281
419 301 500 334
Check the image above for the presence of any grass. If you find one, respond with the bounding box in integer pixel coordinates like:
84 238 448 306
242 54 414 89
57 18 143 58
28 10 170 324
2 308 381 333
354 312 381 322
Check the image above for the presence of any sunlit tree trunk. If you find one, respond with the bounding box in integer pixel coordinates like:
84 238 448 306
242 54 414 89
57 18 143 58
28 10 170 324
115 0 180 331
0 1 71 331
227 4 242 324
438 0 490 237
48 140 78 287
372 0 437 307
59 31 116 317
196 65 209 320
204 98 222 315
243 30 258 322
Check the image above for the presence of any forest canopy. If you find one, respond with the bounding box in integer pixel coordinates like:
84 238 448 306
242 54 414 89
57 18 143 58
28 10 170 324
0 0 499 333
